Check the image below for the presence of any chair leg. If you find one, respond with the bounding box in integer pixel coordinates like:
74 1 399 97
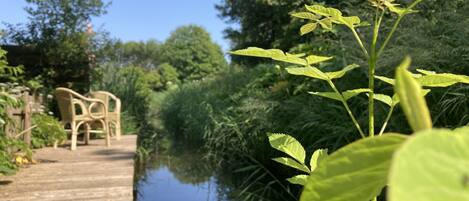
71 122 77 151
84 123 90 145
105 120 111 147
115 120 121 141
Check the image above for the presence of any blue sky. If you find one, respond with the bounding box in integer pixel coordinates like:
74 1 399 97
0 0 232 52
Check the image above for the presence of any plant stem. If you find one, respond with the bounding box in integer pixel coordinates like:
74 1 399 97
379 106 395 136
351 28 369 58
327 79 366 138
367 10 384 138
377 16 402 57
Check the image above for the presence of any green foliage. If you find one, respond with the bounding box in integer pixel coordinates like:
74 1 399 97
395 57 432 132
229 0 469 200
388 129 469 201
3 0 109 91
160 25 228 81
97 39 162 69
157 63 180 90
0 46 31 175
93 64 154 127
300 134 407 201
31 114 66 148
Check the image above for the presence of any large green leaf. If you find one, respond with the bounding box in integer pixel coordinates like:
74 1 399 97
268 133 306 164
454 126 469 134
306 55 333 64
309 91 341 101
388 129 469 201
375 75 395 85
342 88 371 100
309 88 369 102
416 71 469 87
373 94 393 107
300 134 408 201
305 5 342 18
310 149 328 172
384 1 418 16
286 66 328 80
287 174 309 185
230 47 307 65
291 12 320 20
395 57 432 132
325 64 360 79
300 23 318 35
272 157 310 173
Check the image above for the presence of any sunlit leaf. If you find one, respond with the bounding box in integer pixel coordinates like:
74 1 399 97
384 1 418 16
309 88 369 101
306 55 333 64
300 23 318 35
272 157 310 173
417 72 469 87
339 16 361 28
454 126 469 134
325 64 360 79
291 12 320 20
375 75 395 85
230 47 307 65
373 94 393 107
310 149 328 172
300 134 408 201
309 91 341 101
395 57 432 132
305 5 342 18
287 175 309 185
268 133 306 164
342 88 371 100
286 66 328 80
318 18 333 30
388 129 469 201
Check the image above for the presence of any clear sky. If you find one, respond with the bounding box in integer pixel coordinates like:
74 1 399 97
0 0 231 52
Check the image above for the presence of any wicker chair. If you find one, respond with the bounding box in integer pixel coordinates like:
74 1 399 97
54 87 110 150
88 91 122 140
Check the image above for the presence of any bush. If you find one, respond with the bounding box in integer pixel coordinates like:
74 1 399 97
31 113 66 149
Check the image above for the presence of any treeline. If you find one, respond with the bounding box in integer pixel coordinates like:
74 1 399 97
152 0 469 200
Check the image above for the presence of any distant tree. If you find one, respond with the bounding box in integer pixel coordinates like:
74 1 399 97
97 39 162 69
160 25 227 81
215 0 369 65
157 63 180 89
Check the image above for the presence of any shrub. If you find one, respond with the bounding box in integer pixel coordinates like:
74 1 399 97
31 113 66 149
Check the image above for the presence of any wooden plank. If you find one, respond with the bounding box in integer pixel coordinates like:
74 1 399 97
0 135 137 201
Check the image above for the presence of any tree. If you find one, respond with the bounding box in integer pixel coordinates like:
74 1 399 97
3 0 109 91
160 25 227 81
217 0 403 65
97 39 162 69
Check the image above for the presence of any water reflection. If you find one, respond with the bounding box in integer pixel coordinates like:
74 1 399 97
137 167 218 201
135 147 226 201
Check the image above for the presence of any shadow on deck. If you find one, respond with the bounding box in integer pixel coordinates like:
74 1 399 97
0 135 137 201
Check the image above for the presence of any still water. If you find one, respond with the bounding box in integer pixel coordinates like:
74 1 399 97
134 147 229 201
134 143 298 201
136 166 218 201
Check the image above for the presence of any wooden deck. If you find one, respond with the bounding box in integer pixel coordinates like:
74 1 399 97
0 135 137 201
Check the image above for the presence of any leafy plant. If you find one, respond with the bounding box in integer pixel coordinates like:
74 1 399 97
231 0 469 200
31 113 66 149
267 133 327 185
0 47 32 175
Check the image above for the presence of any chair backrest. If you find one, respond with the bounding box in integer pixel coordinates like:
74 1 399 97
89 91 120 113
54 88 76 122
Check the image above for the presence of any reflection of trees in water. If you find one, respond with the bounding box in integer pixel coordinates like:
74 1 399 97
140 144 214 185
135 140 298 201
